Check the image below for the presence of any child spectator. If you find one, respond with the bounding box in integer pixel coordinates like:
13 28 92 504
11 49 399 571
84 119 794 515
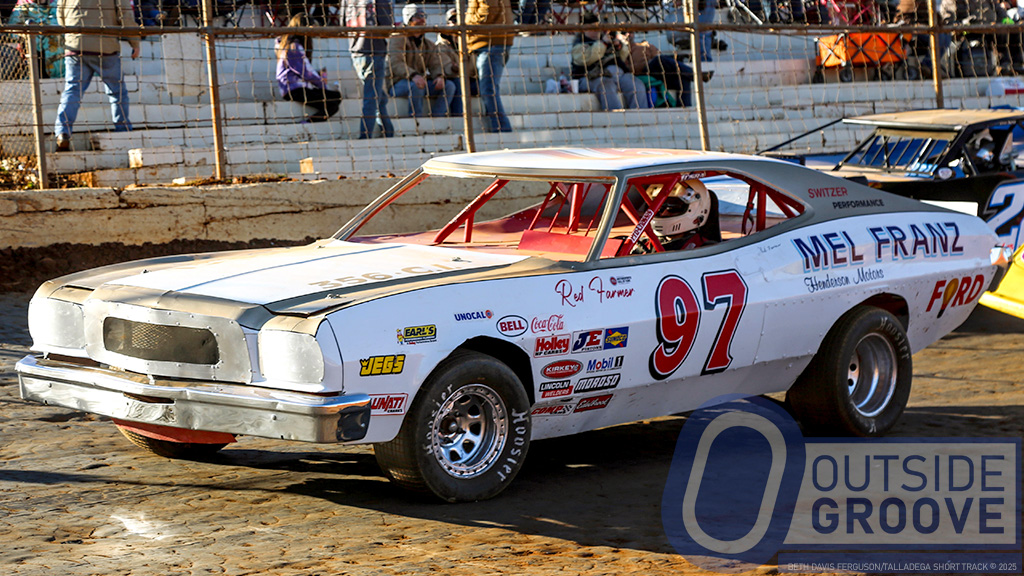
276 13 341 123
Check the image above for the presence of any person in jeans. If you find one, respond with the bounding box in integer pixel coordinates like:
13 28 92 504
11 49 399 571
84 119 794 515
276 13 342 122
389 4 455 117
342 0 394 138
54 0 139 152
435 7 477 116
570 12 649 111
466 0 513 132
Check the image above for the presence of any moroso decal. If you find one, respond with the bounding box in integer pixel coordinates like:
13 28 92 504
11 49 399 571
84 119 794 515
927 274 985 318
496 315 528 337
541 359 583 379
397 324 436 345
574 394 613 412
534 333 571 357
359 354 405 376
574 374 620 393
370 393 408 415
539 379 572 398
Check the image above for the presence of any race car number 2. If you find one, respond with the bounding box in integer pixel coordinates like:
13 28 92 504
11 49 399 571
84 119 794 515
649 269 747 380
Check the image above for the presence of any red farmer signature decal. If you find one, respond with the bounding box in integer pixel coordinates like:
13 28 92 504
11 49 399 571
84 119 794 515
555 277 635 307
650 270 748 380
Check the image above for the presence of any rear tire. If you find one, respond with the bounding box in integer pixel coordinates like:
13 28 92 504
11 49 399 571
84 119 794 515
787 306 912 436
116 425 230 459
374 350 531 502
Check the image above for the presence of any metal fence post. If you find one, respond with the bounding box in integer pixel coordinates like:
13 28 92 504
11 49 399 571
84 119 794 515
202 0 227 179
926 0 944 109
26 34 49 189
455 1 476 153
687 0 710 151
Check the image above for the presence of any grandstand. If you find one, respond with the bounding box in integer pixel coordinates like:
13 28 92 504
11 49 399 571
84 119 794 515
0 6 1014 187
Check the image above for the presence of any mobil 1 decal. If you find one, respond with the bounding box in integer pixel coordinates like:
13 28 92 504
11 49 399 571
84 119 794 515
650 270 748 380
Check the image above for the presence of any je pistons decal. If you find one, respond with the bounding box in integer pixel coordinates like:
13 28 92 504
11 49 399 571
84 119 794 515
359 354 405 376
496 315 528 337
541 359 582 379
572 329 604 353
397 324 436 345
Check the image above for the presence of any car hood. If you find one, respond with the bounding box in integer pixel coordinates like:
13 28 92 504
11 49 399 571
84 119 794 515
52 240 534 314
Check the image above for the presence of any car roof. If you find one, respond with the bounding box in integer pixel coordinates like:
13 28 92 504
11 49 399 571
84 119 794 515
421 147 781 176
843 109 1024 131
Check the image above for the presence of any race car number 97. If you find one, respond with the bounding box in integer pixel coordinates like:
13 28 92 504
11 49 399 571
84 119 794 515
649 270 748 380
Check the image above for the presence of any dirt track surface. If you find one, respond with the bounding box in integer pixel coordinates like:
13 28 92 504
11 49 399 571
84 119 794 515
0 289 1021 576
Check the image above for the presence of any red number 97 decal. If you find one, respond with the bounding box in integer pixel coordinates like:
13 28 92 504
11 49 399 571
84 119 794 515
649 276 700 380
649 270 748 380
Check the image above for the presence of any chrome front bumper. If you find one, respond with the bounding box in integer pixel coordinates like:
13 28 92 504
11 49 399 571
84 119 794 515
16 355 370 443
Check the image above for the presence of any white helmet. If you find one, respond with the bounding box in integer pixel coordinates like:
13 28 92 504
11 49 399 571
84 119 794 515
651 180 711 237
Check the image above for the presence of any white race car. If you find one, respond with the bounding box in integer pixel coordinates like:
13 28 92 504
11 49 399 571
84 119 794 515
17 148 1001 501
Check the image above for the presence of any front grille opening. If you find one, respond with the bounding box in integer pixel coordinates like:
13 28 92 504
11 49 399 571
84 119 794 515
103 317 220 365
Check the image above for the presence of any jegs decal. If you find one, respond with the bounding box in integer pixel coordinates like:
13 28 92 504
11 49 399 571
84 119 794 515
359 354 405 376
649 270 747 380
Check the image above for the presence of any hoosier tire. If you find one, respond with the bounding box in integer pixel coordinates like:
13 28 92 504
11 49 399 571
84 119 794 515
116 425 230 459
787 306 912 437
374 350 531 502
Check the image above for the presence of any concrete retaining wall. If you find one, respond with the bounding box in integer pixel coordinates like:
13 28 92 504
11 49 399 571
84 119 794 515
0 179 544 248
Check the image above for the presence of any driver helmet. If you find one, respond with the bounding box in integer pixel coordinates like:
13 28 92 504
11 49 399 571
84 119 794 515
973 129 995 165
651 179 711 237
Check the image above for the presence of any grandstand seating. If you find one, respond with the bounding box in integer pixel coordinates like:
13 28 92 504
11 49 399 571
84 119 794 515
0 15 1007 185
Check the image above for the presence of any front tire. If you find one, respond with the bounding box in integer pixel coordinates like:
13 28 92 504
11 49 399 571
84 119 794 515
787 306 912 436
374 350 531 502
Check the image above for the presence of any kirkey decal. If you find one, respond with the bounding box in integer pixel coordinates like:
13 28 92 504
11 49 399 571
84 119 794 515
534 333 571 357
359 354 405 376
541 359 583 379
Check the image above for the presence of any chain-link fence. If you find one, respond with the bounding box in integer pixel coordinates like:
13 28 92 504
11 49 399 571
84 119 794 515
2 0 1024 188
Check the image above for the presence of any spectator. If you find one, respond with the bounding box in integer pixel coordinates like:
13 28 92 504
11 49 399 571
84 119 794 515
436 7 477 115
663 0 715 61
7 0 64 78
276 13 342 123
570 12 650 111
466 0 513 132
54 0 139 152
389 4 456 117
518 0 550 26
620 31 694 107
342 0 395 139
